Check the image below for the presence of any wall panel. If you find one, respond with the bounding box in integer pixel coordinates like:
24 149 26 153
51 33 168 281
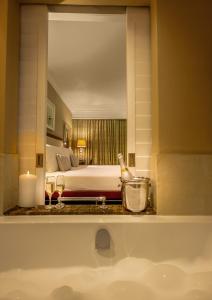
18 5 48 205
153 0 212 214
127 7 152 176
0 0 19 214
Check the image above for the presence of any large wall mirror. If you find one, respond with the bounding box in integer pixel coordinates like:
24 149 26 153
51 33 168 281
18 5 151 206
45 8 127 203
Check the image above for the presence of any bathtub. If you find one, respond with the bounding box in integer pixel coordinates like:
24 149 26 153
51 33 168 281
0 215 212 299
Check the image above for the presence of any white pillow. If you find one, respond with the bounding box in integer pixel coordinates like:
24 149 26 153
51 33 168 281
70 153 79 167
69 147 74 155
46 145 59 172
56 154 72 171
46 145 71 172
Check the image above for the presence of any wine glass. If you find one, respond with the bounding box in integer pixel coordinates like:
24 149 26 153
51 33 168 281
99 196 108 210
45 176 56 210
55 175 65 209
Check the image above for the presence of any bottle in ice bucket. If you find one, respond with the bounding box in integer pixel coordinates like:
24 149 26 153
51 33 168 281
118 153 150 212
117 153 133 181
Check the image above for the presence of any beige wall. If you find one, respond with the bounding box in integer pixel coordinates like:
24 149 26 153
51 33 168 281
0 0 7 154
0 0 19 154
47 81 72 146
0 0 19 214
18 5 48 205
152 0 212 214
156 0 212 154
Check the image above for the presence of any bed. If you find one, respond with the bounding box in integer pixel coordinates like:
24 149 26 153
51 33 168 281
45 145 122 200
46 165 121 191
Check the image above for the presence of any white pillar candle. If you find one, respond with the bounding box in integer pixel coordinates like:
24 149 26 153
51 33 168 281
19 171 37 207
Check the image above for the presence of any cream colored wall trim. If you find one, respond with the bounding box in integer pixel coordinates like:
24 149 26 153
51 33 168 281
150 0 159 155
150 0 159 207
126 7 136 168
35 7 48 205
127 7 152 177
19 0 151 6
18 5 48 205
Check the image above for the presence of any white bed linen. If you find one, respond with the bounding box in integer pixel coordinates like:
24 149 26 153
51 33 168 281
46 165 121 191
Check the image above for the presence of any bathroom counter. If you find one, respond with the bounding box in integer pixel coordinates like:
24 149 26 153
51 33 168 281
4 204 155 216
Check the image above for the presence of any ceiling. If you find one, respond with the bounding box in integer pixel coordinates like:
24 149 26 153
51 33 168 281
48 12 127 119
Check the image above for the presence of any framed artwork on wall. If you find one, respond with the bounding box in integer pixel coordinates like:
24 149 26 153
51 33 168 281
47 99 55 131
63 123 71 148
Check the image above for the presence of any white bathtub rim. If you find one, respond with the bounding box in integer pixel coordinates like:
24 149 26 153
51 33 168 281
1 215 212 224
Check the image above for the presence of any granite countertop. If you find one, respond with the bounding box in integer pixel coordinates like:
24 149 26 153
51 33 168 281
5 205 155 216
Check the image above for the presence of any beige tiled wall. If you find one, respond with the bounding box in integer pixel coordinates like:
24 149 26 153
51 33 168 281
150 0 212 215
155 154 212 215
135 9 151 178
18 5 48 205
127 8 152 178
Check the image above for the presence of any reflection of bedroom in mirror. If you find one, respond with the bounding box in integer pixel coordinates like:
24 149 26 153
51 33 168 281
45 8 127 204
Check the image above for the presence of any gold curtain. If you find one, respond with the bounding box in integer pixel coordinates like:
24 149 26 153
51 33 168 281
71 119 127 165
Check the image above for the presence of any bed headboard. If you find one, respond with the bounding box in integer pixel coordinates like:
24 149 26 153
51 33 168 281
46 144 71 172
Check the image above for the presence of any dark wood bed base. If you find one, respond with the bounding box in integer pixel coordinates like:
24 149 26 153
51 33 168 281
45 190 122 204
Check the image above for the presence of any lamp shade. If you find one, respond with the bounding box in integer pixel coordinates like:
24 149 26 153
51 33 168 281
77 139 86 148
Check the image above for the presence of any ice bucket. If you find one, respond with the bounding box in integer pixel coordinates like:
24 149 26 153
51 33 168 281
121 177 151 212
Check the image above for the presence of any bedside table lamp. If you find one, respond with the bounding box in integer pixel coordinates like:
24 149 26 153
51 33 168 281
77 138 87 161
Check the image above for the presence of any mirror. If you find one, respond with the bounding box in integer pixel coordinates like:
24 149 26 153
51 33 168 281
45 9 127 205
